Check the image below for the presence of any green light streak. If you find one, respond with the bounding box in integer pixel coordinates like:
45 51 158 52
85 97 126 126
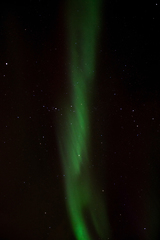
57 0 109 239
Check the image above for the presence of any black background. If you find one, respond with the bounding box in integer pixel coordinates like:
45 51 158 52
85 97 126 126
0 0 159 239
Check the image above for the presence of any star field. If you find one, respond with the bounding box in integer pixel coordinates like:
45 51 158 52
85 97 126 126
0 0 159 240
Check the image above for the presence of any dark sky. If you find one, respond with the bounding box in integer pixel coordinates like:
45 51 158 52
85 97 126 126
0 1 159 240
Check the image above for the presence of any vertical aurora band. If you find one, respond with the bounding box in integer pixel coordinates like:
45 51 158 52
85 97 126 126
57 0 109 239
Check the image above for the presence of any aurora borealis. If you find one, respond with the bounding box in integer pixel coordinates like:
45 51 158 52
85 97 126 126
57 0 109 239
0 0 160 239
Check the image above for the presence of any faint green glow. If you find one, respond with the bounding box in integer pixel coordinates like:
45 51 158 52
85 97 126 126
57 0 109 239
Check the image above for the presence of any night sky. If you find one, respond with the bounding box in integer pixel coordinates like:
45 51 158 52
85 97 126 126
0 1 160 240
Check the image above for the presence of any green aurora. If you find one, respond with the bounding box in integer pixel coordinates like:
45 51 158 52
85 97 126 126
57 0 109 239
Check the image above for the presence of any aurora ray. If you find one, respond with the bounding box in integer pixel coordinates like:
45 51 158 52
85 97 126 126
57 0 109 239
